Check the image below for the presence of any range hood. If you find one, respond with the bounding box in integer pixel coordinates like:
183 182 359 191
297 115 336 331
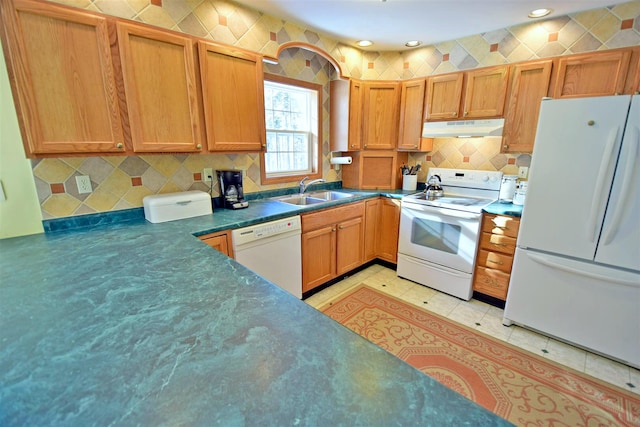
422 118 504 138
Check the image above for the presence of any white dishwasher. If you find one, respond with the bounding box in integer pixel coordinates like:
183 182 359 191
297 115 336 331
231 216 302 299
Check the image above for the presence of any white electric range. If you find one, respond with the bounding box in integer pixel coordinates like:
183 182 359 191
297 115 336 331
397 168 503 300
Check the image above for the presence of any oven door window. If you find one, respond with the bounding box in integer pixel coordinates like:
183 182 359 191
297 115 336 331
411 218 460 254
398 203 481 273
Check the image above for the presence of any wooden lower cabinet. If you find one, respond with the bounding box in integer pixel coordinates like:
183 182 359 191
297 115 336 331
364 197 401 263
198 230 233 258
301 202 365 293
336 216 365 274
377 198 401 263
472 213 520 300
364 199 380 262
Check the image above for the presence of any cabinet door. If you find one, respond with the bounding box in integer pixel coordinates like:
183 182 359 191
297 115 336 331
330 78 362 151
342 150 407 190
502 60 553 153
377 198 400 263
552 50 631 98
398 79 426 151
117 22 202 153
425 73 463 121
302 225 336 293
362 82 399 149
336 216 364 275
0 0 125 155
364 198 380 262
199 230 233 258
463 65 509 118
199 42 265 152
349 79 364 150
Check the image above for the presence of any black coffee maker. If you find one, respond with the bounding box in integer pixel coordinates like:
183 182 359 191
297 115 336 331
217 170 249 209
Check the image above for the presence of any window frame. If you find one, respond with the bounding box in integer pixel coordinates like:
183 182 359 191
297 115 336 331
260 73 323 185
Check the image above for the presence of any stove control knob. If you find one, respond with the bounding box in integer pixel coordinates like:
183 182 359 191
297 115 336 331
482 175 490 182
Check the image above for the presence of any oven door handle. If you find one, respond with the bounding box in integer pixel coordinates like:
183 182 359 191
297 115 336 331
400 255 470 278
402 202 481 221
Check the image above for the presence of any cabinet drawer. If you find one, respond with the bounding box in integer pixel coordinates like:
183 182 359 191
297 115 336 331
473 267 510 300
479 232 517 255
476 249 513 273
482 214 520 238
302 201 365 232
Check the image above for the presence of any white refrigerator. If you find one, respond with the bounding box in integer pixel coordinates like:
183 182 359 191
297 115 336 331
503 95 640 368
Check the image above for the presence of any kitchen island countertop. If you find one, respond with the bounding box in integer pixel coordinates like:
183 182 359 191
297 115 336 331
0 193 511 426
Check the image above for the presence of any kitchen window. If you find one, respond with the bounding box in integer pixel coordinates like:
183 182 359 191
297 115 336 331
260 74 322 184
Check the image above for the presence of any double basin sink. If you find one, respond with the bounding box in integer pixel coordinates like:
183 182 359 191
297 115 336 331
273 191 355 206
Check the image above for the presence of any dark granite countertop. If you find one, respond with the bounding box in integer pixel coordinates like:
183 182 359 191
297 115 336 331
0 190 511 426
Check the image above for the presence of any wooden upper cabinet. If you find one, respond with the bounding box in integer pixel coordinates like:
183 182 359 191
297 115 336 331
0 0 125 156
398 78 431 151
330 79 363 151
463 65 510 118
551 49 632 98
502 60 553 153
198 42 265 152
348 80 364 150
361 81 400 149
425 66 509 121
425 72 463 120
117 22 202 153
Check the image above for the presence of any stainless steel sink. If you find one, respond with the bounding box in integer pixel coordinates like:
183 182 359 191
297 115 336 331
275 195 327 205
274 191 355 206
307 191 355 201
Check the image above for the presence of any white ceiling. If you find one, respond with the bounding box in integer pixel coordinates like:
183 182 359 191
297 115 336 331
233 0 629 51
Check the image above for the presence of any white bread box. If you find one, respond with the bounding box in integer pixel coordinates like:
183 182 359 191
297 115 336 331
143 191 212 223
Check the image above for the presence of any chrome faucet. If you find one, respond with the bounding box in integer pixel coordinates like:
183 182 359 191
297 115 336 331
299 176 326 194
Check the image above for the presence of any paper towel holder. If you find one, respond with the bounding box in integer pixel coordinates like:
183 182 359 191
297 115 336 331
329 152 353 170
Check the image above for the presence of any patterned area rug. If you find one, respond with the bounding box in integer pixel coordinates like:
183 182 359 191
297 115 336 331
320 285 640 426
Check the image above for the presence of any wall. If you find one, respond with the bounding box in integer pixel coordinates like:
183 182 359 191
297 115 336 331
0 43 44 238
12 0 640 221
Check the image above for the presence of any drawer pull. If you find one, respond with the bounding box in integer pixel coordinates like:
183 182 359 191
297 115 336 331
490 242 506 247
488 259 504 265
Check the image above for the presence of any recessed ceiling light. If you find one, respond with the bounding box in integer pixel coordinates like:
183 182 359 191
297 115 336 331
528 8 553 18
357 40 373 47
405 40 421 47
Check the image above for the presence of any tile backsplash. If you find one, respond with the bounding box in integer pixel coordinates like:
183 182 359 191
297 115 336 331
28 0 640 218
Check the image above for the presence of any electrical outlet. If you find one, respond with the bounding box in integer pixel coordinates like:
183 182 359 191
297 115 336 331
203 168 213 182
76 175 92 194
518 167 529 179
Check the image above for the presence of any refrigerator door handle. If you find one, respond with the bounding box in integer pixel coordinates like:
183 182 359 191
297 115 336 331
527 252 640 288
586 126 620 242
601 125 639 245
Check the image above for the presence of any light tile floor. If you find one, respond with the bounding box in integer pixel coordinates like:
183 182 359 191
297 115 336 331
305 264 640 396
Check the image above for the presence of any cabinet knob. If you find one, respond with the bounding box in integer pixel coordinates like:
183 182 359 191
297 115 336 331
332 228 336 232
262 143 267 149
196 144 202 149
351 144 355 148
503 144 509 150
413 144 418 148
587 120 595 126
364 144 368 148
115 143 123 149
452 112 457 117
463 111 468 117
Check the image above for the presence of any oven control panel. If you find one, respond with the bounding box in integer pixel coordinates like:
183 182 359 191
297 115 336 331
428 168 503 191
